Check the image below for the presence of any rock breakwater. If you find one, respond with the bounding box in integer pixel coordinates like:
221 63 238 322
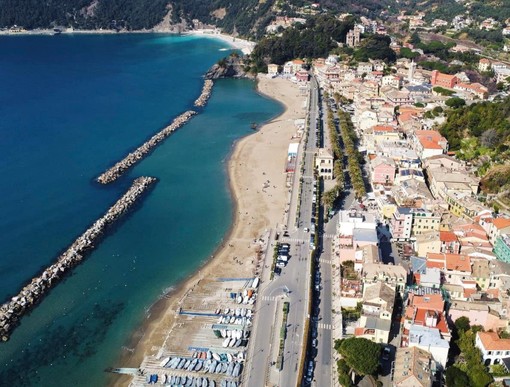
194 79 214 107
96 111 197 184
0 176 157 342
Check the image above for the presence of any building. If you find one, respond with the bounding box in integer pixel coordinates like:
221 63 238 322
489 218 510 246
494 234 510 263
476 332 510 368
371 156 396 185
408 325 450 368
393 347 433 387
440 231 461 254
286 142 299 173
412 130 448 160
411 208 441 236
315 148 334 179
267 63 279 77
416 231 442 257
391 207 413 241
346 26 361 47
430 70 458 89
362 263 408 293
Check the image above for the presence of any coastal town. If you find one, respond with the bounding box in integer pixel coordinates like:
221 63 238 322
3 1 510 387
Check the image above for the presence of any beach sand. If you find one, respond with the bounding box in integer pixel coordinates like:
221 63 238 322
110 76 306 386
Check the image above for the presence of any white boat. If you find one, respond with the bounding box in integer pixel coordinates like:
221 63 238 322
227 362 235 376
228 338 236 347
253 277 260 288
202 378 209 387
242 296 249 304
248 299 255 305
195 360 203 372
207 351 212 360
227 353 233 362
222 338 230 348
217 316 223 324
236 296 242 304
240 308 246 317
235 308 240 317
243 289 248 297
210 381 216 387
224 308 230 314
215 363 222 373
221 329 227 338
159 357 170 367
229 316 235 324
161 374 167 385
184 359 191 369
226 330 232 338
212 352 221 361
233 363 242 377
247 309 252 318
221 362 228 373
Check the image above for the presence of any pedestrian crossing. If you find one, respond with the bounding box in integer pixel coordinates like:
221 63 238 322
280 238 307 243
322 234 336 239
317 323 332 330
260 295 278 302
318 258 331 265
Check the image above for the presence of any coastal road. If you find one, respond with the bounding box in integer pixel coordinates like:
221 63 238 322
244 76 320 387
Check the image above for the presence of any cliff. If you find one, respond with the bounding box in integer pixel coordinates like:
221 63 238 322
205 55 255 80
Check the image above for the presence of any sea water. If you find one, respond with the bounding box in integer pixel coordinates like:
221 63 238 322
0 34 282 386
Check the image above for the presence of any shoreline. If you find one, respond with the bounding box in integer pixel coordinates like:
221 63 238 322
0 28 254 53
109 76 306 386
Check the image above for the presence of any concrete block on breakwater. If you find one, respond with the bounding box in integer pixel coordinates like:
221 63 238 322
194 79 214 107
0 176 157 342
96 111 197 184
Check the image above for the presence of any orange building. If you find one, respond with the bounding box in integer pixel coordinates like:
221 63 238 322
431 70 458 89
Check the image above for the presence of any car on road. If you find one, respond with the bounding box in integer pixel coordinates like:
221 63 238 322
276 261 286 268
274 267 281 276
304 227 309 232
382 346 391 361
312 338 318 348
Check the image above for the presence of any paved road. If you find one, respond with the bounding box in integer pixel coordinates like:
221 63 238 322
244 76 320 387
309 93 359 387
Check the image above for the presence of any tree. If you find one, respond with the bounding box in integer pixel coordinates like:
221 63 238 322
337 358 354 386
445 366 470 387
338 337 381 376
480 128 499 148
445 97 466 109
455 316 471 333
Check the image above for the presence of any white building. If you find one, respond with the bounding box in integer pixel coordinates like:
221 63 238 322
475 331 510 369
408 325 450 368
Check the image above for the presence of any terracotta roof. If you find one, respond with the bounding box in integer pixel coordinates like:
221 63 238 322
477 332 510 351
413 309 449 334
492 218 510 230
415 130 446 150
410 293 444 311
440 231 458 242
426 253 471 272
464 288 477 298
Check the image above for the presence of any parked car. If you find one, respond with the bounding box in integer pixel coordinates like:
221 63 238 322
382 346 391 360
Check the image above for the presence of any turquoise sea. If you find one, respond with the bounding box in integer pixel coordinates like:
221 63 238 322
0 34 282 386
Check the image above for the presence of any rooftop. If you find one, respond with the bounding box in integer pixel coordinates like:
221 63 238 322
393 346 433 387
477 331 510 351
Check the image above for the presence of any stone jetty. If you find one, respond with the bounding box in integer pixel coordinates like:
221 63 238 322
96 110 197 184
194 79 214 107
0 176 157 342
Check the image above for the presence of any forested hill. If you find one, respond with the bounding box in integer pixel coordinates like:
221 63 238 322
0 0 394 36
439 97 510 195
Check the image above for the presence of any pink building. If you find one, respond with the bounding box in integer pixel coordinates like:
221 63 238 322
371 156 396 185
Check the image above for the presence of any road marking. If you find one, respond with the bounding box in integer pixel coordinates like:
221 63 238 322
280 238 307 243
261 295 277 301
318 323 332 330
318 258 331 264
322 234 336 239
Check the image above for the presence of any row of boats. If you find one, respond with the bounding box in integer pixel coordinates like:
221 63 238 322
146 373 239 387
214 307 252 318
162 356 243 378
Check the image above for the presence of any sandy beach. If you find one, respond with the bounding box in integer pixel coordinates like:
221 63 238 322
110 76 307 386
